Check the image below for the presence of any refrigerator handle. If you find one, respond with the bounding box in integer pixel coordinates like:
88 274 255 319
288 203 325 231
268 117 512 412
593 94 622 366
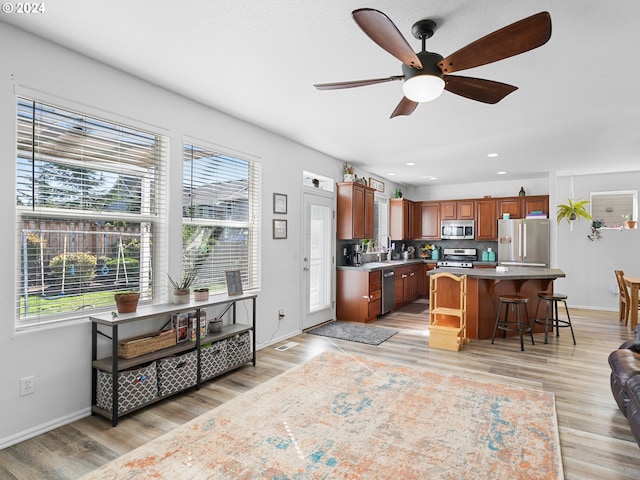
523 223 527 258
518 222 522 257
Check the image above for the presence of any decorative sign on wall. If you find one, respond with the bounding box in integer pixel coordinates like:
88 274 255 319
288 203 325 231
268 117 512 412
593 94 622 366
368 177 385 192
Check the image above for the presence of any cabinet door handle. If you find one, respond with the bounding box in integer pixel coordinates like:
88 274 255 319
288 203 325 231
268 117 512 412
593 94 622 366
362 295 370 302
410 273 415 276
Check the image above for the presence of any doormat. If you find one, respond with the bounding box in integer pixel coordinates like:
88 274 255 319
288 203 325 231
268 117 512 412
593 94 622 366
80 351 563 479
307 321 398 345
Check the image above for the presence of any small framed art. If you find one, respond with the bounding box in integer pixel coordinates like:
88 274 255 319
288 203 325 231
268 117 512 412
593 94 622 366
225 270 243 296
368 177 385 192
273 219 287 239
273 193 287 214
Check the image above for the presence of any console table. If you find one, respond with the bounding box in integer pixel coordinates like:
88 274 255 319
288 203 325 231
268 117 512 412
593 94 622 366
90 292 257 426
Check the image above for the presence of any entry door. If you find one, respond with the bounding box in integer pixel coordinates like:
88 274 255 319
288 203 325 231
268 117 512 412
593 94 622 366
302 191 335 329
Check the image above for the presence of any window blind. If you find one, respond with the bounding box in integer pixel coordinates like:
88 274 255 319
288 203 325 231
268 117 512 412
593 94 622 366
15 98 167 329
182 143 261 294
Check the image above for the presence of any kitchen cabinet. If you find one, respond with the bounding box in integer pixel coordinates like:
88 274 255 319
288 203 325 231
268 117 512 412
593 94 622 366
441 200 474 220
336 269 381 323
497 195 549 219
416 202 440 239
475 198 498 240
337 182 375 239
390 198 415 240
497 197 523 219
523 195 549 217
420 262 438 297
394 264 420 308
90 293 257 426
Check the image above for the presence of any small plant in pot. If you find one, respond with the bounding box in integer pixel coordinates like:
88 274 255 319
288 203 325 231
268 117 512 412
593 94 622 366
623 213 637 229
194 287 210 302
168 267 197 304
114 291 140 314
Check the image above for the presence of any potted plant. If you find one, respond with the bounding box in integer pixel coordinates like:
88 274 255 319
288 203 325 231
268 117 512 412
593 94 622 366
114 291 140 313
556 198 592 224
194 287 210 301
624 213 636 229
168 267 198 304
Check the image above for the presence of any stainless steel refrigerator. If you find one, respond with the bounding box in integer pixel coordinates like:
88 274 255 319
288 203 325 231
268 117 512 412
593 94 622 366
497 218 550 267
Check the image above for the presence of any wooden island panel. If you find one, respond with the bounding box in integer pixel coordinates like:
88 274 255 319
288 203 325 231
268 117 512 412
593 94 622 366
428 267 565 340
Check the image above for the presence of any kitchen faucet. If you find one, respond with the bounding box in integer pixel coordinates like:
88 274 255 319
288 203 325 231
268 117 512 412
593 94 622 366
378 233 391 261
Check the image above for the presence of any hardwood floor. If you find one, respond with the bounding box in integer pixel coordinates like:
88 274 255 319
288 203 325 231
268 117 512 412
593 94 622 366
1 303 639 479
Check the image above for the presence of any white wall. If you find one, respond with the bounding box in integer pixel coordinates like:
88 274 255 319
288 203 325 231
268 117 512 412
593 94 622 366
0 23 347 447
554 172 640 309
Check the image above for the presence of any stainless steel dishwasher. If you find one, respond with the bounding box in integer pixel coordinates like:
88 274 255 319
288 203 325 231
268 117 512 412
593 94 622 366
382 269 395 315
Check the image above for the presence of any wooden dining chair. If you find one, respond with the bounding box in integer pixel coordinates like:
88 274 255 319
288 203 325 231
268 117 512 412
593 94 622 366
615 270 630 325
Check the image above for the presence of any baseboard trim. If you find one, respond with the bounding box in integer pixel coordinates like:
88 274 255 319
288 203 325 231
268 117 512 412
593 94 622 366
0 408 91 450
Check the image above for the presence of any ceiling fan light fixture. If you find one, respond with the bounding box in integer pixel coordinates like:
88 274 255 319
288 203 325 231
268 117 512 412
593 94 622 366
402 74 445 102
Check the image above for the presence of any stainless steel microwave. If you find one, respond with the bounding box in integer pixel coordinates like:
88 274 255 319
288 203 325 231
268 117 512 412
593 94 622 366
441 220 475 239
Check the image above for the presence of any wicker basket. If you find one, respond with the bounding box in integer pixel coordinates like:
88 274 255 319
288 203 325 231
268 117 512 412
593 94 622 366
118 330 176 359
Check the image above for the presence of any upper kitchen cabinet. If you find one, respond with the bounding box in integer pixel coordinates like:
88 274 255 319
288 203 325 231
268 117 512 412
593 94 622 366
337 182 375 239
497 195 549 219
441 200 474 220
475 198 498 240
390 198 415 240
416 202 440 240
523 195 549 217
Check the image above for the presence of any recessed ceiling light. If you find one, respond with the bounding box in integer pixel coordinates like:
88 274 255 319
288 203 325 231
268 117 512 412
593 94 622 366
406 162 416 166
420 175 437 180
387 173 396 176
487 153 499 158
497 171 507 175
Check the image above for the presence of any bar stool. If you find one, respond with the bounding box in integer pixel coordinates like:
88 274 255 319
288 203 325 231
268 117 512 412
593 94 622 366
533 292 576 345
491 295 535 351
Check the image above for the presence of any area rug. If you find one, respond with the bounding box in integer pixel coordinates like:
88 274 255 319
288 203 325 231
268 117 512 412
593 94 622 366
307 321 398 345
80 351 563 480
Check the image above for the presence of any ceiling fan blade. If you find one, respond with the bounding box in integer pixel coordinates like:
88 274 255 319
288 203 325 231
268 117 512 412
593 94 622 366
390 97 419 118
444 75 518 104
439 11 551 74
352 8 423 69
314 76 403 90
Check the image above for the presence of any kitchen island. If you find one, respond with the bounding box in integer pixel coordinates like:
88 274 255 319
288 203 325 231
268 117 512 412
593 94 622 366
427 267 566 339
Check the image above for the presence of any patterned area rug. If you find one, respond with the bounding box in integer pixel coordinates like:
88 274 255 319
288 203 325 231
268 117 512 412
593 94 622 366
307 321 398 345
81 351 563 480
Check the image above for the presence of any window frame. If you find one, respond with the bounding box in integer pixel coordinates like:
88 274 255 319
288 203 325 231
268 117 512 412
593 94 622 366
14 93 168 331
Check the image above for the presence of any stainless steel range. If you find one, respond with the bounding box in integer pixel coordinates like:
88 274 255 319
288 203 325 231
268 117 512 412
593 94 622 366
436 248 477 268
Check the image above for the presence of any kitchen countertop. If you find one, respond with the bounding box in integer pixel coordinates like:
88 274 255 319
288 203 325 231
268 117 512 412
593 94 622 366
336 259 500 272
427 266 565 280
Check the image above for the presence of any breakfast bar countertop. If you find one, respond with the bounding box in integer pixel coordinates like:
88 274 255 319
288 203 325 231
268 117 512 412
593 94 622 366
427 266 566 280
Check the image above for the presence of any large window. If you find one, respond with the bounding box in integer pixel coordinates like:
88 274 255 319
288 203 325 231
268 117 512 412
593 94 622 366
182 143 261 294
16 98 166 329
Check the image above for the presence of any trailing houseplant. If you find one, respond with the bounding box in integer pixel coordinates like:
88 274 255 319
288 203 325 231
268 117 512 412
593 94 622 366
556 198 592 224
168 266 198 304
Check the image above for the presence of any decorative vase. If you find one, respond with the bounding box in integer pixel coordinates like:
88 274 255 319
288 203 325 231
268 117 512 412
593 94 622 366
172 289 191 304
208 318 223 333
194 288 209 301
343 174 355 182
114 293 140 314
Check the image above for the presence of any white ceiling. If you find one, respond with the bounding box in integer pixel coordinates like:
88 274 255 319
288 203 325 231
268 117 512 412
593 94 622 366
3 0 640 187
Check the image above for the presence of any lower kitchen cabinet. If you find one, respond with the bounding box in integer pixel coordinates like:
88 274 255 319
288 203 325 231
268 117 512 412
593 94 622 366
90 293 257 426
395 264 421 309
420 262 438 298
337 269 382 323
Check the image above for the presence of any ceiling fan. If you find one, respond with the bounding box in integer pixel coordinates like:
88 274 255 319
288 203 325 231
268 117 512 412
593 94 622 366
314 9 552 118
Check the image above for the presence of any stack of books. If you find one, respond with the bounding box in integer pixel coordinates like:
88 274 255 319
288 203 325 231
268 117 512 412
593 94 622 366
526 210 547 219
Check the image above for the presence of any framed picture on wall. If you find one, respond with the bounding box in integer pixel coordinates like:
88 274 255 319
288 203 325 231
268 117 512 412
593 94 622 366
273 193 287 214
273 219 287 239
